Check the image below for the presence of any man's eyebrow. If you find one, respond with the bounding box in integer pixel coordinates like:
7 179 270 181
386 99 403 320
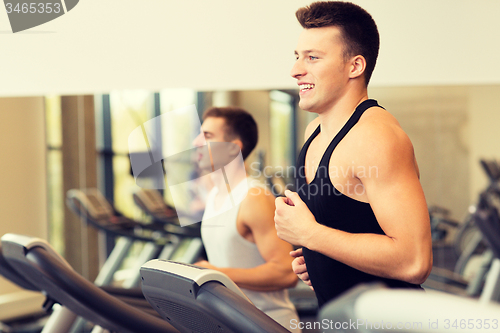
294 49 325 55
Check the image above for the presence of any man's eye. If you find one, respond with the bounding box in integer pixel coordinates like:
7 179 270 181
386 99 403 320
309 56 318 60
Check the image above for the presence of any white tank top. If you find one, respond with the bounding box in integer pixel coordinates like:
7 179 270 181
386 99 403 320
201 178 300 332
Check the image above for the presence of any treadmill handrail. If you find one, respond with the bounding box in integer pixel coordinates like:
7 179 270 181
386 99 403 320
142 259 251 303
0 243 39 291
1 233 71 269
1 234 178 333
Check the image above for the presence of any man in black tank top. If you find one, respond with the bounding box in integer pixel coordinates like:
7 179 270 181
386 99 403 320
274 1 433 308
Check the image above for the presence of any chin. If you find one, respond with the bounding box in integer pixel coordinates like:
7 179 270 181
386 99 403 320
298 99 315 112
298 101 310 111
300 105 317 114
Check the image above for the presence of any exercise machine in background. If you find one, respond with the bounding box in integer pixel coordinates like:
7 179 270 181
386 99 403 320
1 233 179 333
65 188 203 332
66 188 203 288
424 159 500 298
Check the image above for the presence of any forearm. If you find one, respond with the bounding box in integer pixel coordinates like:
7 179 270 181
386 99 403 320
217 262 298 291
303 223 432 284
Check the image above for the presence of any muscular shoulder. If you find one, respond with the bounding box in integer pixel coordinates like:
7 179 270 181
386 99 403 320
351 107 416 173
239 186 275 229
355 107 408 142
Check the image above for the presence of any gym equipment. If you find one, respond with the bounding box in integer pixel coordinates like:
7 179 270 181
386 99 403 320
0 243 39 293
66 188 202 288
453 159 500 259
425 182 500 304
318 283 500 333
424 159 500 297
1 233 179 333
141 259 291 333
2 234 293 333
0 235 177 332
130 187 205 262
428 205 459 243
67 188 200 241
429 159 499 264
65 188 203 331
0 242 50 332
472 192 500 304
132 188 178 223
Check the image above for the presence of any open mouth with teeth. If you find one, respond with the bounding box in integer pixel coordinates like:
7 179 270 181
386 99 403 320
299 84 315 92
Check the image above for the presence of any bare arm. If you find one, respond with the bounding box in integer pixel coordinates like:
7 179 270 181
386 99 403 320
198 187 298 291
275 124 432 284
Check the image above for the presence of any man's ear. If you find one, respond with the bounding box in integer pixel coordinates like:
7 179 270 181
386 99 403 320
349 55 366 80
231 139 244 156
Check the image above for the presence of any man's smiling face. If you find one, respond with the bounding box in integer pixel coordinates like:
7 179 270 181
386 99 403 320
291 26 352 114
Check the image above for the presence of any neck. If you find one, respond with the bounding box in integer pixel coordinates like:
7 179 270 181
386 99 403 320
317 88 368 143
210 161 247 194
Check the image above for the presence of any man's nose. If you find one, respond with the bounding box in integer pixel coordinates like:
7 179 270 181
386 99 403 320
290 59 305 79
192 132 206 147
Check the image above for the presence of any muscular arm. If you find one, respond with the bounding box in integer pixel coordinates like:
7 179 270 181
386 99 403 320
199 187 298 291
275 122 432 285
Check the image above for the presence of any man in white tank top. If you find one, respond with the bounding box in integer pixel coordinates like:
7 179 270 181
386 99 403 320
192 107 301 333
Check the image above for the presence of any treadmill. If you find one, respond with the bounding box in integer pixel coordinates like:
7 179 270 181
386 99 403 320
1 233 178 333
140 259 291 333
66 188 203 288
2 234 292 333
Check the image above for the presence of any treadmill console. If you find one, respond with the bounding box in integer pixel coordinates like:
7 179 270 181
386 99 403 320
133 189 167 215
141 259 250 302
66 188 114 220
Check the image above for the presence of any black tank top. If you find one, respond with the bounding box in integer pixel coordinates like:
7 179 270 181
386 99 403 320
296 99 421 308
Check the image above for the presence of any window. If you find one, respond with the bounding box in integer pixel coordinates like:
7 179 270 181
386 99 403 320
45 95 64 255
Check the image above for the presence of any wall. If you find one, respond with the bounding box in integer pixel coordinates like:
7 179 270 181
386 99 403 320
370 86 471 222
0 97 47 318
237 90 271 175
468 86 500 201
1 0 500 95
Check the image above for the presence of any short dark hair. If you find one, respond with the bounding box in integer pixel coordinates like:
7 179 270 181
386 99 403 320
296 1 379 85
202 106 258 160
